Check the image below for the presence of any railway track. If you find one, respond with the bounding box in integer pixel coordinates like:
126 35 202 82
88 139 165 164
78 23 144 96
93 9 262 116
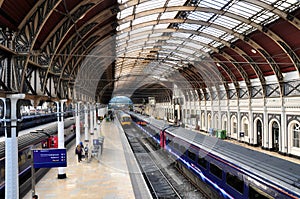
124 126 182 199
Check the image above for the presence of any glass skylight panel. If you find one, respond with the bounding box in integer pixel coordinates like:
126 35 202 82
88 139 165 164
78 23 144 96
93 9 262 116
188 11 215 21
166 39 183 45
118 22 130 31
211 41 222 48
234 23 253 34
192 35 213 44
130 26 153 35
135 0 165 13
199 0 228 10
253 11 276 24
148 32 164 38
213 15 240 29
167 0 186 6
118 6 133 20
154 23 169 30
185 42 205 49
172 32 191 38
172 51 188 59
163 45 178 50
116 32 129 40
132 14 159 26
202 27 226 38
229 1 262 19
160 11 178 20
179 47 195 54
179 23 202 31
220 34 235 41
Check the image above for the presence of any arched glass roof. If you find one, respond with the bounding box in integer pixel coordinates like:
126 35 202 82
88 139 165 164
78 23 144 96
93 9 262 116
114 0 300 98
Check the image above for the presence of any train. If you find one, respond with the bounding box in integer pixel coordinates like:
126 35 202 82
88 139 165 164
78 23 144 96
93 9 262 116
0 110 73 137
129 112 300 199
0 117 76 198
119 112 131 126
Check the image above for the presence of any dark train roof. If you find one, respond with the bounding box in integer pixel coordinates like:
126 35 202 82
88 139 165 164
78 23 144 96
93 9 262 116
0 1 299 102
0 118 75 159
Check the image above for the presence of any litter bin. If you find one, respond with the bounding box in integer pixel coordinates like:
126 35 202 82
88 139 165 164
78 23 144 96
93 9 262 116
217 130 226 139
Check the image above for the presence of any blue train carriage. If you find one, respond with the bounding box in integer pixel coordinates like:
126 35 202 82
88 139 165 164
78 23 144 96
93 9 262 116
0 118 75 198
130 112 167 147
159 127 300 199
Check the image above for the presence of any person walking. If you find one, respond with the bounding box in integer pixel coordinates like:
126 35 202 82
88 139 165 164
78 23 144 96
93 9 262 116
75 144 83 162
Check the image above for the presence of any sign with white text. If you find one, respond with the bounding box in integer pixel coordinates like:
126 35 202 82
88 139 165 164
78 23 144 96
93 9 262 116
33 148 67 168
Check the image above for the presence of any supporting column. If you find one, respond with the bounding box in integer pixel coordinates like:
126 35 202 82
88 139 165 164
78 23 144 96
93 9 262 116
84 102 89 142
249 99 254 145
57 99 67 179
280 101 286 154
94 104 97 130
5 94 25 199
227 99 231 138
263 99 268 149
90 103 94 135
237 99 241 141
75 102 81 145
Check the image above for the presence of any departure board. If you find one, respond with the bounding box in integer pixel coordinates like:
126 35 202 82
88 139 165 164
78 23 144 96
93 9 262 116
33 148 67 168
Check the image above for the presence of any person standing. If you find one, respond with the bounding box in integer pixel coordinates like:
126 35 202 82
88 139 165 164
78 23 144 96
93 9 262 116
75 144 83 162
84 144 89 160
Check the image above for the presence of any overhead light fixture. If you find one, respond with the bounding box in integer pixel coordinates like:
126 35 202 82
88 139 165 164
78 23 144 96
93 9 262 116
251 49 257 54
216 63 221 67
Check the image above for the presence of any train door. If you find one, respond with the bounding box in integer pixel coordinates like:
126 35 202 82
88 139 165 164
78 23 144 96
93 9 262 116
256 120 262 147
272 122 279 151
160 131 166 148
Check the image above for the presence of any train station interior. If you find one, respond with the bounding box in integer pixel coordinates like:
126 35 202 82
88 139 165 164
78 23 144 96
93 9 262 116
0 0 300 198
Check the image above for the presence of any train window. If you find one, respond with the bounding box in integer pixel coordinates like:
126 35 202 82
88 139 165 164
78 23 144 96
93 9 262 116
210 163 222 179
249 185 272 199
198 157 207 169
166 136 172 147
179 146 186 154
226 172 244 194
187 150 196 161
174 143 180 151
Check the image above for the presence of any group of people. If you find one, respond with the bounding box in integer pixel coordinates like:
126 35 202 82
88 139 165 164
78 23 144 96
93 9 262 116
75 142 89 162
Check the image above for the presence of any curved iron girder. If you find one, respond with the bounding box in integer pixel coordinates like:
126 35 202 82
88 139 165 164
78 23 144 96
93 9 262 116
48 6 117 96
67 34 114 86
242 0 300 30
58 21 115 84
178 65 215 102
41 3 95 93
13 0 60 94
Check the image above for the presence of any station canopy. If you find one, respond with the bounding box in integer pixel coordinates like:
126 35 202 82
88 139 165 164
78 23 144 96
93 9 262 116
0 0 299 103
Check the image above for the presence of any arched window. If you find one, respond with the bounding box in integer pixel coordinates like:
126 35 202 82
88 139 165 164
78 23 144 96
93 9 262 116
293 123 300 148
231 115 237 134
201 112 205 129
222 115 227 130
215 114 219 128
208 114 211 129
242 117 249 137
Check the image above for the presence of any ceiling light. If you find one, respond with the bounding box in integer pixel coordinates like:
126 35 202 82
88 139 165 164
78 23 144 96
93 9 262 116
251 49 257 54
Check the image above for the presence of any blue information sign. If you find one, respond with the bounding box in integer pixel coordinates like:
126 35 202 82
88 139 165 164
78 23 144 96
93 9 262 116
33 148 67 168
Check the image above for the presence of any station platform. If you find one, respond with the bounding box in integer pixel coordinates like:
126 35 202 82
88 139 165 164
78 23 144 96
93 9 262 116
23 119 152 199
